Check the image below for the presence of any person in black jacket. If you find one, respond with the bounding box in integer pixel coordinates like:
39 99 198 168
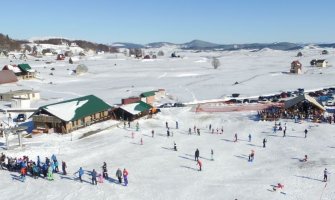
195 149 199 161
116 168 122 183
102 162 108 179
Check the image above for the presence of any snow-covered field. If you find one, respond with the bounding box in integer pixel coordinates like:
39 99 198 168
0 46 335 200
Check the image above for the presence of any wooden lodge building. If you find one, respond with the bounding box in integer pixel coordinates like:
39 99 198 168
31 95 114 134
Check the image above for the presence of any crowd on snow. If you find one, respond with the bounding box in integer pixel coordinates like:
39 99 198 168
258 106 335 123
0 153 129 186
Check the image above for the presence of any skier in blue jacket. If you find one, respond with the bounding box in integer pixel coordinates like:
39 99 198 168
75 167 84 182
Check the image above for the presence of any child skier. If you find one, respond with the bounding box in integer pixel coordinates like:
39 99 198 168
123 168 129 186
197 159 202 171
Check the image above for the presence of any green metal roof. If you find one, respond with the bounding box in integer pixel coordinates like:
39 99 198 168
18 64 32 73
134 101 153 112
38 95 113 122
140 91 156 97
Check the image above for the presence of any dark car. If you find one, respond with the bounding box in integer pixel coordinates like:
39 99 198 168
173 103 185 107
16 114 27 122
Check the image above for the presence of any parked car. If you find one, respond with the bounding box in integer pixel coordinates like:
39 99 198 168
173 103 186 107
159 103 173 108
16 114 27 122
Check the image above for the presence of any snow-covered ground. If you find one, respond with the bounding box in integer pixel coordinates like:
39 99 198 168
0 46 335 200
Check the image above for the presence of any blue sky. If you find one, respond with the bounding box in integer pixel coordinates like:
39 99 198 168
1 0 334 44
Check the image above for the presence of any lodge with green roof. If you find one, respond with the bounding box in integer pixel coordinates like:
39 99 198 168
115 101 153 121
17 63 36 79
32 95 114 134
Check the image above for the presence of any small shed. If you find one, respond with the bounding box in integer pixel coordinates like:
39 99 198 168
17 64 36 79
316 60 327 68
115 101 152 121
0 70 18 85
140 91 156 105
122 97 141 105
290 61 302 74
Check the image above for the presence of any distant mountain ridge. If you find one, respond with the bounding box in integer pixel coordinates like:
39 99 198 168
1 32 334 52
113 40 308 51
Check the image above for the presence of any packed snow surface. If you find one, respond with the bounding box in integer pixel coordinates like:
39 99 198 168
0 47 334 200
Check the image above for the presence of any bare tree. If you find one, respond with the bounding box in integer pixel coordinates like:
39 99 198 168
157 50 164 56
212 57 220 69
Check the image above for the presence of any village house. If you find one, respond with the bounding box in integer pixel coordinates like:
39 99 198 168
17 64 36 79
290 60 302 74
0 70 18 85
0 89 40 101
316 59 328 68
31 95 113 134
140 91 156 105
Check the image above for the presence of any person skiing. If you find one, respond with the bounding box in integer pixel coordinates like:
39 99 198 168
167 129 170 137
209 124 212 131
20 165 27 182
197 128 200 136
197 159 202 171
123 168 129 186
102 162 108 179
283 129 286 137
62 161 67 175
47 164 54 181
248 134 252 142
116 168 122 183
176 121 179 129
136 121 139 131
188 128 192 135
211 149 214 161
75 167 84 182
37 155 41 167
249 150 255 162
324 168 329 182
263 138 267 148
140 138 143 145
91 169 97 185
195 149 200 161
234 133 238 142
304 129 308 138
151 130 154 138
54 160 59 173
174 142 177 151
166 121 169 129
303 155 308 162
98 173 104 183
